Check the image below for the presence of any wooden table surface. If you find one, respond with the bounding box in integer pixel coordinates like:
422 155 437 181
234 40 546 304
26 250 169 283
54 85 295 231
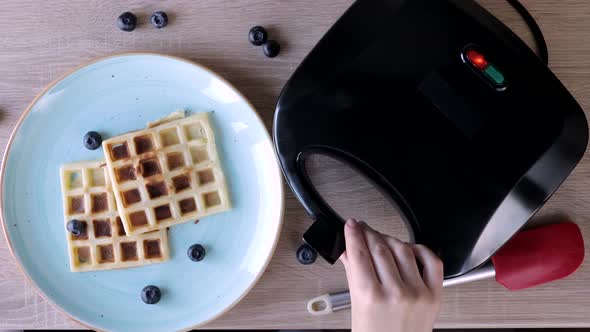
1 0 590 329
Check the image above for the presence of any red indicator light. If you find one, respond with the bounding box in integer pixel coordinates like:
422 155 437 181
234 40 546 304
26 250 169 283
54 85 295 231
466 49 488 70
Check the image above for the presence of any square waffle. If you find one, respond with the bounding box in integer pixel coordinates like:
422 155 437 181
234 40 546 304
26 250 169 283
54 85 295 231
102 112 231 235
60 160 170 272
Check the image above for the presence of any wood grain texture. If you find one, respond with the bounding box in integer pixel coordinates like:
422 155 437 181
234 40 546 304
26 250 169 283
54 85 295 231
0 0 589 329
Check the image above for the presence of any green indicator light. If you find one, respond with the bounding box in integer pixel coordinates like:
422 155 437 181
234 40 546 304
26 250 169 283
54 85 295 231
484 64 505 85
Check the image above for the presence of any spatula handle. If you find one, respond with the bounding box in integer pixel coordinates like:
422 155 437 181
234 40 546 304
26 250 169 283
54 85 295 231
307 263 495 315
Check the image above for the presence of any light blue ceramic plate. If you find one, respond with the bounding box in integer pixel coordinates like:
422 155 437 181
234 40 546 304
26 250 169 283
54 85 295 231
0 53 284 331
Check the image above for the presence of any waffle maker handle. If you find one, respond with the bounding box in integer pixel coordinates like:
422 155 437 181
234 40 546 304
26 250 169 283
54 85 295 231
291 148 418 264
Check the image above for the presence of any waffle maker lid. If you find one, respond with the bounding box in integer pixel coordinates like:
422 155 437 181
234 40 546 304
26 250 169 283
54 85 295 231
273 0 588 277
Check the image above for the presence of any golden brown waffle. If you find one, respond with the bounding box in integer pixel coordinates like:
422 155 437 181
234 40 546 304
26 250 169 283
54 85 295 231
60 160 170 272
102 112 231 235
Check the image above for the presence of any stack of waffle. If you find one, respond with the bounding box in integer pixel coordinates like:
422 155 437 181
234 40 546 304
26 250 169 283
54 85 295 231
60 112 231 272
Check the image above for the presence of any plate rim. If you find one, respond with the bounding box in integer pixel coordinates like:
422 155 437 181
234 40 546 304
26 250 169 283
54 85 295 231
0 52 285 331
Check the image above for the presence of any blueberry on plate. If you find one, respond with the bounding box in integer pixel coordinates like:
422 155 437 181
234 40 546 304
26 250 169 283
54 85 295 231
117 12 137 32
150 11 168 29
296 243 317 265
263 40 280 58
248 26 268 46
83 131 102 150
66 220 86 236
141 285 161 304
187 244 206 262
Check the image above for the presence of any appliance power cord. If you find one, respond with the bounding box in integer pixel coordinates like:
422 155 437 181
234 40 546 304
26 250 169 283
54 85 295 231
506 0 549 65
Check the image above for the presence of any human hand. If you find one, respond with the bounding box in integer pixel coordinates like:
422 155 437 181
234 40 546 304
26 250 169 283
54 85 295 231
340 219 443 332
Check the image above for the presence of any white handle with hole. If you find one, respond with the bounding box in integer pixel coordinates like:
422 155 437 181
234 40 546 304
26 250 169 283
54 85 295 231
307 263 496 315
307 290 351 315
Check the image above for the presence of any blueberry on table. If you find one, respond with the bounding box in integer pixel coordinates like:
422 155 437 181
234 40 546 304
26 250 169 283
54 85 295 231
66 220 86 236
187 244 206 262
150 11 168 29
263 40 280 58
248 26 268 46
83 131 102 150
296 243 317 265
117 12 137 32
141 285 161 304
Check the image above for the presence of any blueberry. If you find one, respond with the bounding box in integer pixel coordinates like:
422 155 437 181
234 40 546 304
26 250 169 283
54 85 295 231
117 12 137 32
150 11 168 29
66 220 86 236
187 244 206 262
296 243 317 265
263 40 280 58
248 26 268 46
83 131 102 150
141 285 161 304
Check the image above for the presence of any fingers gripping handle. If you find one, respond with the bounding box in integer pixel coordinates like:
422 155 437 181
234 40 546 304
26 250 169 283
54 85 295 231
290 148 417 264
295 148 415 264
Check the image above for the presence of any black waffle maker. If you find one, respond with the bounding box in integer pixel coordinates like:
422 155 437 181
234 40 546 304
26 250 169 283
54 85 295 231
273 0 588 278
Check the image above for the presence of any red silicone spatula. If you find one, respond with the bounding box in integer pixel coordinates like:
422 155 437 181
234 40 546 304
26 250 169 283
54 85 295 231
308 222 585 315
492 221 584 290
